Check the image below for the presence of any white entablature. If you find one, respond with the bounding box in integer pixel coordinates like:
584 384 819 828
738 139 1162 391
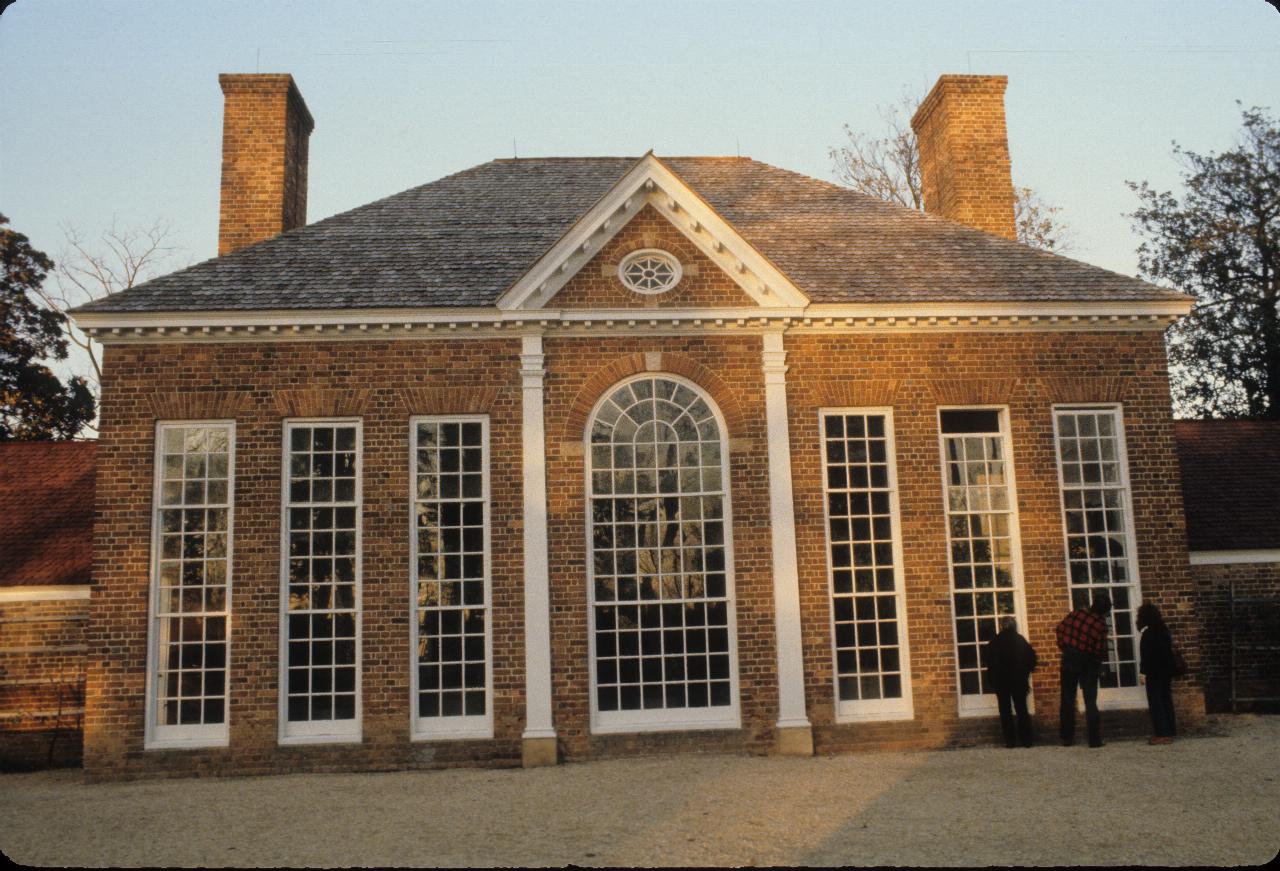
496 153 811 312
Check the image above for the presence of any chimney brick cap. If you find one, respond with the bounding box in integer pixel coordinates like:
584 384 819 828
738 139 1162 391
910 74 1008 133
218 73 314 133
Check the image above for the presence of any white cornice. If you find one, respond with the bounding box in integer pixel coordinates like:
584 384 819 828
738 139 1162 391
0 585 91 602
1188 549 1280 566
495 153 810 310
73 299 1188 344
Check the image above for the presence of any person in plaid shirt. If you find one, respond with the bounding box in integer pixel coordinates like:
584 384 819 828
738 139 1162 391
1056 593 1112 748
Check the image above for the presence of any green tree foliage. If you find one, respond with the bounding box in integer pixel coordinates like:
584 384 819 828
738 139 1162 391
0 214 95 440
1129 106 1280 419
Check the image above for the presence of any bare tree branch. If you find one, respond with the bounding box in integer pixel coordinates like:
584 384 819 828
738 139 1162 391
46 218 182 391
829 92 1071 252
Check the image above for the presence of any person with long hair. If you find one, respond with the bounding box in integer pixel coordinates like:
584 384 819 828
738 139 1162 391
1137 602 1177 744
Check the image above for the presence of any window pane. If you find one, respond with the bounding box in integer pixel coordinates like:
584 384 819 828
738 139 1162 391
1054 408 1140 688
940 409 1001 434
822 412 907 706
152 424 232 733
284 423 360 725
414 418 489 726
589 378 735 718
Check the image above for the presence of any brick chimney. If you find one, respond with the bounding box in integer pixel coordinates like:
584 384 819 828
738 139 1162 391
217 74 314 256
910 75 1016 240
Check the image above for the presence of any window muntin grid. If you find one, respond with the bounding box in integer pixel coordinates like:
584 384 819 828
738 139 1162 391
938 409 1023 701
1053 407 1141 689
587 375 739 730
411 417 491 738
617 249 682 294
820 411 911 718
281 421 360 740
148 423 232 746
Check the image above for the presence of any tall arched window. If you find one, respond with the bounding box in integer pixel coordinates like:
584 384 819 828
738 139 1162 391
586 374 740 732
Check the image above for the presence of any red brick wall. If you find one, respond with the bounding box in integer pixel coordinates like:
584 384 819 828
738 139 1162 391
0 595 88 769
86 321 1201 778
87 338 526 780
1192 560 1280 712
784 330 1204 749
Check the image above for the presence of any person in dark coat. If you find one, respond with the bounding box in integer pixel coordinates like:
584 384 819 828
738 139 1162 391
984 616 1038 747
1138 602 1177 744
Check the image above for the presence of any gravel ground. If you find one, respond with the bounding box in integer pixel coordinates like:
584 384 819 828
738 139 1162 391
2 715 1278 868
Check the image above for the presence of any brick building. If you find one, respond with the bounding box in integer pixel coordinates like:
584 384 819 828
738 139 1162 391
1176 420 1280 712
0 441 95 768
69 73 1203 780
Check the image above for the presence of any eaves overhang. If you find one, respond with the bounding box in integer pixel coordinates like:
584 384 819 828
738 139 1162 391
72 298 1192 344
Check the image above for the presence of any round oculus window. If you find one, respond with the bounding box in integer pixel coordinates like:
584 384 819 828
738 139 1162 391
618 249 682 294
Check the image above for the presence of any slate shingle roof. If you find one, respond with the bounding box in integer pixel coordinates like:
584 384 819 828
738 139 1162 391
0 441 96 586
1174 420 1280 552
75 157 1186 314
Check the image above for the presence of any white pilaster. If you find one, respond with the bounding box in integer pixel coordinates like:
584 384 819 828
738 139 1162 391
762 330 813 752
520 334 557 762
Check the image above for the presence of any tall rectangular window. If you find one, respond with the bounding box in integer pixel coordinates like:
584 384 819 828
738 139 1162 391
1053 406 1141 690
410 417 492 739
148 422 233 748
820 409 912 721
938 408 1025 713
281 420 361 742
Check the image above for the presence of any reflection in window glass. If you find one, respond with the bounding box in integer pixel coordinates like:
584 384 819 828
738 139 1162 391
152 424 232 736
588 377 734 720
284 422 359 730
939 410 1020 697
413 418 489 730
821 412 906 705
1054 407 1140 688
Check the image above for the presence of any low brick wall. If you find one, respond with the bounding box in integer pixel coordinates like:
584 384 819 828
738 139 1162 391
1192 559 1280 712
0 591 89 770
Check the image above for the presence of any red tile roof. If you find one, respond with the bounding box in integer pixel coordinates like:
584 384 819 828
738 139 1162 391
1174 420 1280 553
0 441 96 586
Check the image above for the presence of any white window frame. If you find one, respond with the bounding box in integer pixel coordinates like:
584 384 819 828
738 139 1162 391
584 373 742 735
278 418 363 745
409 415 494 741
935 405 1032 718
818 407 915 723
145 420 235 750
1051 403 1146 711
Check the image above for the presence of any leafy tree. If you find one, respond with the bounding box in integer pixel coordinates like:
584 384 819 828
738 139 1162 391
829 93 1071 251
1129 106 1280 419
0 214 95 440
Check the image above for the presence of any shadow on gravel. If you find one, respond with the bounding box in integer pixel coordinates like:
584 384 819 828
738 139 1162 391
798 720 1280 867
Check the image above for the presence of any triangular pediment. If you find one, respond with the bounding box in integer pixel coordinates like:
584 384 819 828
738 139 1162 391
496 154 810 311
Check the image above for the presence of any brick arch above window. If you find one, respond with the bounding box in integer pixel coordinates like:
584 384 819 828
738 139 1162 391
147 391 252 420
612 230 701 266
271 388 371 418
1038 376 1131 404
927 377 1023 405
561 352 745 443
398 385 501 416
810 379 901 410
